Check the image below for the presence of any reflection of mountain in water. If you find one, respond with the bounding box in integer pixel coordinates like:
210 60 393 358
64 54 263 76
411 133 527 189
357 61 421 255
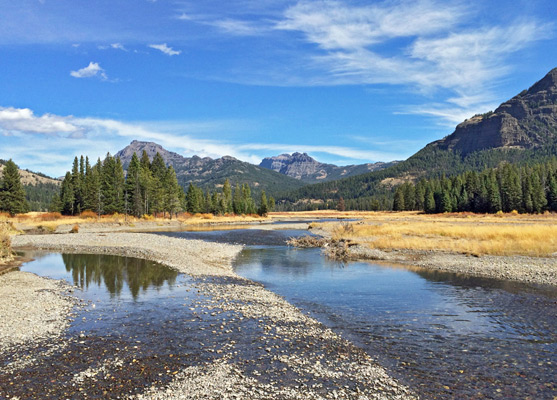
62 254 178 299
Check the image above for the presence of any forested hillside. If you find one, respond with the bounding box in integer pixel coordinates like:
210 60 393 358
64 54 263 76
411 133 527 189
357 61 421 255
278 68 557 210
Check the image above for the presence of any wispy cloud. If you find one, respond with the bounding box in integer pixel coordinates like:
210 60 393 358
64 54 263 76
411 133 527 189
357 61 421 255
207 19 266 36
98 43 128 51
268 0 553 124
148 43 181 56
70 61 108 80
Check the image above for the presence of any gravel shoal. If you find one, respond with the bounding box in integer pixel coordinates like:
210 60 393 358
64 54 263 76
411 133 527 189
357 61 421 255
10 232 415 399
346 245 557 286
0 271 76 352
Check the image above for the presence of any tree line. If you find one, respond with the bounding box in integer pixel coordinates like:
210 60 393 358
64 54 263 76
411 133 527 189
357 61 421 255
392 159 557 213
0 159 29 215
52 151 273 217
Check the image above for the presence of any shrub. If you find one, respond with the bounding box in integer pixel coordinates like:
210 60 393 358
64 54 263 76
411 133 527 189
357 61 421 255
142 214 155 221
70 224 79 233
38 212 63 222
80 210 97 219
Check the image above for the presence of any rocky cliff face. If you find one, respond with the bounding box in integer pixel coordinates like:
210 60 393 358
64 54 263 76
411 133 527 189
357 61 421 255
260 152 396 183
434 68 557 155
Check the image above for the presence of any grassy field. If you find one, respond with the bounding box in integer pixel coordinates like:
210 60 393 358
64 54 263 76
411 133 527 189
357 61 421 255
277 210 557 257
0 211 268 233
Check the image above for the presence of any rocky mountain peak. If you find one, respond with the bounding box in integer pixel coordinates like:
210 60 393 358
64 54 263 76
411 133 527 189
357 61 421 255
434 67 557 156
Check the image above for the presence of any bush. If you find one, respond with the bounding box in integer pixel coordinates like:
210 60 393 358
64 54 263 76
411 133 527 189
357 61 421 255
70 224 79 233
80 210 97 219
38 212 63 221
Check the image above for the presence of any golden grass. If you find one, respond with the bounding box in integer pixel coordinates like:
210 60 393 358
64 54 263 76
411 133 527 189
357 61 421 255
309 211 557 257
0 211 268 231
0 222 13 262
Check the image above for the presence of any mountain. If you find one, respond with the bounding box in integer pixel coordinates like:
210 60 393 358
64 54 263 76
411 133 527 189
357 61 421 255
259 152 397 183
280 67 557 206
0 160 61 211
115 140 305 197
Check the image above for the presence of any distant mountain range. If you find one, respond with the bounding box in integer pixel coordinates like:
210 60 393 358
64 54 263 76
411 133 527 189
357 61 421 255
259 152 397 183
281 67 557 204
114 140 306 197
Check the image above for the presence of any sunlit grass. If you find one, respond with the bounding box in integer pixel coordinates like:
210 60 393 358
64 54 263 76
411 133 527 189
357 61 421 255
0 211 268 231
308 211 557 257
0 222 13 262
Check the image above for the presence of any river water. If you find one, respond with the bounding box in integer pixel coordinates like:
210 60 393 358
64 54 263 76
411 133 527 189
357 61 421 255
161 227 557 399
11 226 557 399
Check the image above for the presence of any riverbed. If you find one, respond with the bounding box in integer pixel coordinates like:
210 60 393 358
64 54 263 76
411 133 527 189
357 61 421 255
4 227 556 398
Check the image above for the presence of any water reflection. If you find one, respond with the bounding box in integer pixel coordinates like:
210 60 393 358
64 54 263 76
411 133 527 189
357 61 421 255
61 254 178 299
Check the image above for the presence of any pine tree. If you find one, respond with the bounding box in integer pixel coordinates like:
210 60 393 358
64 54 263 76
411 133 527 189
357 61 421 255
258 191 269 216
150 153 166 216
424 186 435 214
139 151 153 214
126 153 143 217
233 183 244 214
60 172 75 215
530 173 547 213
547 174 557 212
163 166 182 218
392 187 405 211
268 196 275 212
48 193 62 212
222 179 232 213
0 159 29 215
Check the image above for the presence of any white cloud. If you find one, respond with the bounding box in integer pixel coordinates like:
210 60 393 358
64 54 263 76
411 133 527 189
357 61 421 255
0 107 79 135
270 0 553 124
99 43 128 51
208 19 265 36
148 43 181 56
70 61 108 80
177 13 191 20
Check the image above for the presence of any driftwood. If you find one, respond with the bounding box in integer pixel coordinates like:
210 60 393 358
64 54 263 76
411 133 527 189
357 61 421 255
286 235 356 261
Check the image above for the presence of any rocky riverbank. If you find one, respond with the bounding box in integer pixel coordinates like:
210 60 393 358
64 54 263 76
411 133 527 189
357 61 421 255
7 232 415 399
289 233 557 286
0 271 77 352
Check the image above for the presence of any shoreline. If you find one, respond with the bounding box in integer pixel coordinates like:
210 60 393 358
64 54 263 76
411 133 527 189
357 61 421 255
307 228 557 287
7 232 415 399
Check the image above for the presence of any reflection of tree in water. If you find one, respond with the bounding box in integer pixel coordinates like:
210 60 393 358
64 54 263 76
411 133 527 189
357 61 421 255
62 254 178 299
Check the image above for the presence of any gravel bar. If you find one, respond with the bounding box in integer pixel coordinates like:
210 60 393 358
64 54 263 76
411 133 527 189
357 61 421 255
10 232 416 399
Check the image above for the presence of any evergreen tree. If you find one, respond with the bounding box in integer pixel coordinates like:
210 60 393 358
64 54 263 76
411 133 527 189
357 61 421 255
258 191 269 216
233 184 244 214
163 166 182 218
547 174 557 212
60 172 75 215
530 173 547 213
126 153 143 217
268 196 275 212
392 187 405 211
424 186 435 214
439 189 452 213
48 193 62 213
0 159 29 215
222 179 232 213
150 152 166 215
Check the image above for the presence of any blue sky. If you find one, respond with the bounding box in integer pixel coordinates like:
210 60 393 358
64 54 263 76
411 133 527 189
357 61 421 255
0 0 555 177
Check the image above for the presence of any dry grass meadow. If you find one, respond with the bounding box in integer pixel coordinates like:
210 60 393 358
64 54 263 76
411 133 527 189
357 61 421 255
278 210 557 257
0 211 268 233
